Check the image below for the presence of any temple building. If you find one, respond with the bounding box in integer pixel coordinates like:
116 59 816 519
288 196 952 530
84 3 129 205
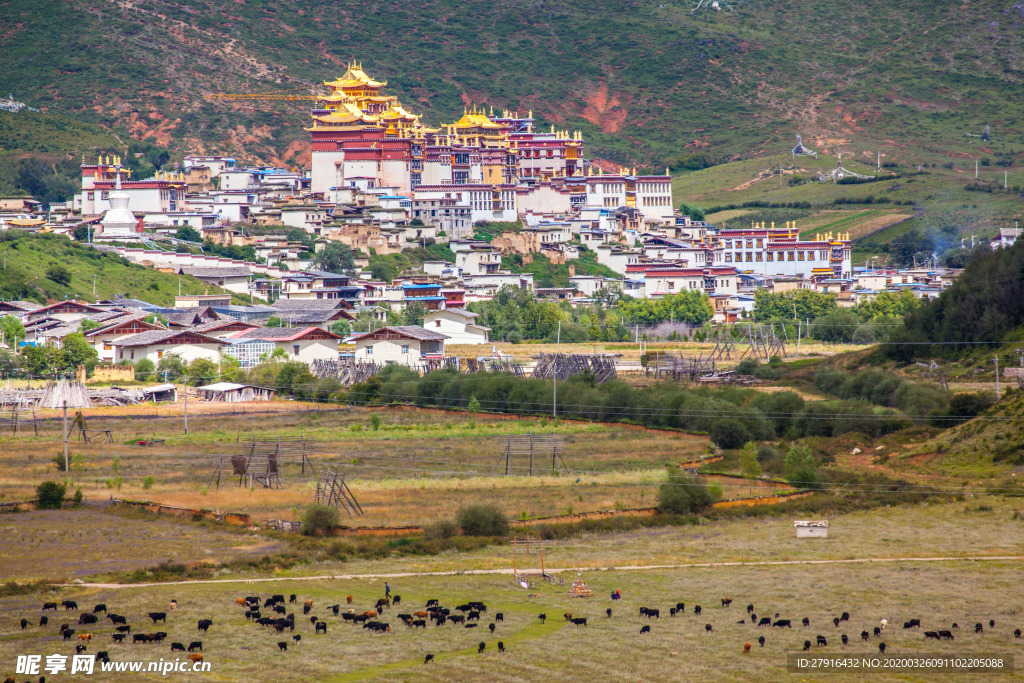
309 63 590 214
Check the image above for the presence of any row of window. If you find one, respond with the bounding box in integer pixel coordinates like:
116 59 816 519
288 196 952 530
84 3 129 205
725 251 826 263
640 196 671 207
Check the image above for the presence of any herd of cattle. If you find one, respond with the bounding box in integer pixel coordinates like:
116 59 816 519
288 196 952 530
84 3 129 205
4 590 1022 679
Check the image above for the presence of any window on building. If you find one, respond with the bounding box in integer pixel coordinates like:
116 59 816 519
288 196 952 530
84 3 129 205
798 252 804 261
435 320 441 328
402 345 409 354
366 345 373 355
767 253 774 262
293 345 300 356
157 350 164 359
756 253 763 262
668 281 675 290
788 252 795 261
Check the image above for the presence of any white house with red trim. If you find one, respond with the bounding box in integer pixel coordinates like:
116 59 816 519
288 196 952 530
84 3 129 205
225 326 341 365
350 326 448 367
113 329 227 365
423 309 490 345
84 316 167 362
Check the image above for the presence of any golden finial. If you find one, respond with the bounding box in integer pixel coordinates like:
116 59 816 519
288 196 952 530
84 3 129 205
771 221 775 230
528 109 533 119
665 167 670 176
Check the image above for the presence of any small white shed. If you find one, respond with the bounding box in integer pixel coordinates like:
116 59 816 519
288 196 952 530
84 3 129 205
794 520 829 538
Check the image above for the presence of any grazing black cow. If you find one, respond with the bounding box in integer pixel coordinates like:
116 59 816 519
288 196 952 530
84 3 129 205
78 614 98 625
571 618 588 627
758 617 772 627
704 624 713 633
873 627 881 637
171 643 185 652
903 619 921 629
116 626 131 634
39 616 48 626
639 607 660 619
19 619 27 630
924 631 940 640
148 612 167 624
412 619 426 628
498 641 505 652
469 602 487 612
802 617 810 627
392 595 401 605
989 620 995 629
773 620 792 628
424 654 434 664
495 612 503 622
833 617 840 627
952 623 959 629
816 635 827 646
478 642 486 654
467 611 481 622
861 631 870 641
694 605 702 616
245 610 260 621
108 614 126 626
803 640 811 651
721 598 732 608
62 629 76 640
246 596 260 605
277 642 288 652
975 623 984 633
43 601 58 610
449 615 465 625
465 623 478 629
315 622 327 634
289 594 297 604
93 604 106 614
434 615 446 626
1014 629 1021 639
332 605 341 616
640 625 651 634
111 633 125 643
309 616 318 625
426 600 439 608
840 612 850 622
62 600 78 610
153 632 168 642
271 595 285 604
758 636 765 647
303 604 312 615
879 642 886 654
607 608 613 618
188 642 202 652
96 651 110 663
197 619 213 632
489 623 496 633
456 604 471 613
676 603 685 612
747 604 754 614
76 644 87 654
939 630 955 640
274 605 286 615
293 635 301 643
841 634 849 645
60 622 69 632
538 613 546 623
132 634 147 644
751 614 758 623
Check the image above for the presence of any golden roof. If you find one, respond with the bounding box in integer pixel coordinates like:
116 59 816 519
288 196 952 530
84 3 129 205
311 101 380 125
323 62 386 90
451 108 503 130
381 102 420 122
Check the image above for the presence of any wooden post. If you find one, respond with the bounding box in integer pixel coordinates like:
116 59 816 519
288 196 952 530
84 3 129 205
529 432 534 476
62 401 69 473
183 376 189 436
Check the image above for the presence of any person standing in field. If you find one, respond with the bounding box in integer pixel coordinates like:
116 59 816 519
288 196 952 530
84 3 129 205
385 582 391 599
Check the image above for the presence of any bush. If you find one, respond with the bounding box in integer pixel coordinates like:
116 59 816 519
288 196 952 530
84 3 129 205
735 358 759 375
142 476 156 490
424 518 460 540
36 481 66 509
709 418 750 449
784 444 819 489
301 505 340 535
657 469 720 514
752 364 782 381
134 358 155 382
457 503 509 536
72 487 83 506
46 265 71 286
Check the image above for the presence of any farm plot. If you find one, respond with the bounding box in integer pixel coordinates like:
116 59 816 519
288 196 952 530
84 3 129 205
0 561 1021 682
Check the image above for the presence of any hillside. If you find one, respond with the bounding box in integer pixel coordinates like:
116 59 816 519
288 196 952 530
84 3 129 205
2 0 1022 172
0 233 235 306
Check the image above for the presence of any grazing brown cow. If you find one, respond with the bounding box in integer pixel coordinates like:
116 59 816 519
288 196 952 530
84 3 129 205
361 610 378 619
188 653 204 663
721 598 732 608
78 634 93 642
743 642 751 654
304 599 314 610
346 595 353 604
236 598 247 606
413 611 429 618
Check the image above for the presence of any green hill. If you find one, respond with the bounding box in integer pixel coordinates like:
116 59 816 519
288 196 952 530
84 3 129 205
2 0 1022 169
0 233 236 306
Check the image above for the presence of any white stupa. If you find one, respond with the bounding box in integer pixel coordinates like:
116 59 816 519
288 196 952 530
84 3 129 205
99 169 139 240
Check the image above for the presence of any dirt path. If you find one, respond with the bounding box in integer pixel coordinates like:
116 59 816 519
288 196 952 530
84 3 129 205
65 555 1024 589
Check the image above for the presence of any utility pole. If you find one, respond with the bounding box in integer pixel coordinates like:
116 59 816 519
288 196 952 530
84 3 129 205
92 275 97 300
183 375 189 435
556 320 561 350
62 400 69 473
994 357 1000 400
975 160 979 179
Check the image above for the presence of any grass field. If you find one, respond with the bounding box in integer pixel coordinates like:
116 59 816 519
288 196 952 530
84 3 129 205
1 499 1023 681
